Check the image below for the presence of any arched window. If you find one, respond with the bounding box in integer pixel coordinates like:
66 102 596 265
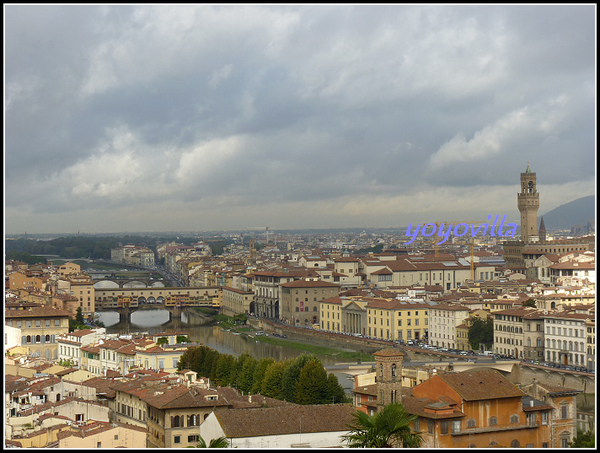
391 363 396 377
510 439 521 448
45 335 51 343
36 335 41 343
489 416 497 426
380 364 384 377
467 419 476 428
510 414 519 424
172 415 180 428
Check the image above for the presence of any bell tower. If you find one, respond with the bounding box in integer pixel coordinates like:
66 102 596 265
517 163 539 243
374 348 404 411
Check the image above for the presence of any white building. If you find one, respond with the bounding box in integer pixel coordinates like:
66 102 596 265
543 312 590 368
428 303 470 349
56 328 106 366
4 324 21 353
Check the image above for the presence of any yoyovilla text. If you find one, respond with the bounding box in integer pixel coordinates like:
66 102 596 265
404 215 517 245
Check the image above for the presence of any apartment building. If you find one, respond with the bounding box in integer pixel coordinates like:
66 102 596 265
428 303 470 349
492 307 541 358
585 319 595 370
543 312 590 368
220 286 254 317
251 269 316 319
522 311 546 361
5 307 70 360
366 298 431 342
57 328 106 366
280 280 340 327
333 257 363 288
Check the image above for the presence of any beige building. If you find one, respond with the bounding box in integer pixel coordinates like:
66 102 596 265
280 280 340 327
428 303 471 348
492 307 539 358
585 319 595 371
58 421 148 448
522 311 546 362
220 286 254 317
5 307 70 360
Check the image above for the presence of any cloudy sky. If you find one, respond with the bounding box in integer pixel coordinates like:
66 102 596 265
4 4 596 234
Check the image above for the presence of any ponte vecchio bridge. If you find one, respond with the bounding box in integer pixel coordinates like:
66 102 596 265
94 286 222 322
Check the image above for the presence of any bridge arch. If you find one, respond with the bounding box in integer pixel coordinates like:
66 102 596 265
123 280 147 288
93 280 120 289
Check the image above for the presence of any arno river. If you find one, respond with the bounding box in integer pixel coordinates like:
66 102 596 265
97 309 360 393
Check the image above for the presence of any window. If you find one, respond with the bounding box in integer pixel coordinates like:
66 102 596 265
510 440 521 448
440 421 449 435
489 416 498 426
467 419 476 428
174 436 181 444
561 404 568 419
97 442 101 448
428 420 434 434
114 435 119 440
452 420 461 433
510 414 519 424
414 419 420 432
541 412 548 425
188 435 199 443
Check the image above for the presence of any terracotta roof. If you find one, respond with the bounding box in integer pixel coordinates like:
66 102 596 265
437 370 524 402
212 404 355 438
280 280 340 288
5 307 72 318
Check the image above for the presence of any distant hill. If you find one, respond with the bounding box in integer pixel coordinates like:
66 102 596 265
539 195 595 231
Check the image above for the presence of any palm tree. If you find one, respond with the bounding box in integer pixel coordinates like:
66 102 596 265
342 403 422 448
188 436 229 448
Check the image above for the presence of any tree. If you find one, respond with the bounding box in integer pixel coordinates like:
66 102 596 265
261 360 288 399
295 359 329 405
156 337 169 346
250 357 275 394
281 354 318 402
189 436 229 448
342 403 423 448
569 429 595 448
523 298 537 308
238 356 258 394
468 316 493 350
176 335 188 343
326 372 348 404
75 306 85 325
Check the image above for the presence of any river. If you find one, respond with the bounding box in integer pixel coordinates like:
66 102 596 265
97 310 363 393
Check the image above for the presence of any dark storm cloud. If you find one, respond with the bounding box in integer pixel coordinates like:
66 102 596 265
4 4 595 233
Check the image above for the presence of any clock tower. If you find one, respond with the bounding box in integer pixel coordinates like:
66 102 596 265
517 163 539 243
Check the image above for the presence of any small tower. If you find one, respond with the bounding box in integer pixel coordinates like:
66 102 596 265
374 348 405 410
539 216 547 243
517 163 539 243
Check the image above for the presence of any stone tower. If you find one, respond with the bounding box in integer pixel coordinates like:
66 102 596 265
517 163 539 243
539 216 547 243
374 348 405 410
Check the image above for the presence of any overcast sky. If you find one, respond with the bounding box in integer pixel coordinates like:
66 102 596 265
4 4 596 235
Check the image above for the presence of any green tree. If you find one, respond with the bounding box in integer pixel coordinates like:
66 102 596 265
569 429 595 448
468 316 494 350
326 372 348 404
281 353 318 402
261 360 289 399
295 359 329 405
523 298 537 308
156 337 169 346
238 356 258 394
176 335 188 343
342 403 423 448
250 357 275 394
214 354 236 386
75 306 85 325
188 436 229 448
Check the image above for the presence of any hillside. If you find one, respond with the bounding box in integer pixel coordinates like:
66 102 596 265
539 195 595 231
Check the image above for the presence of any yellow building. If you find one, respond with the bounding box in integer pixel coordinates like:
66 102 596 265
366 298 431 342
58 422 147 448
